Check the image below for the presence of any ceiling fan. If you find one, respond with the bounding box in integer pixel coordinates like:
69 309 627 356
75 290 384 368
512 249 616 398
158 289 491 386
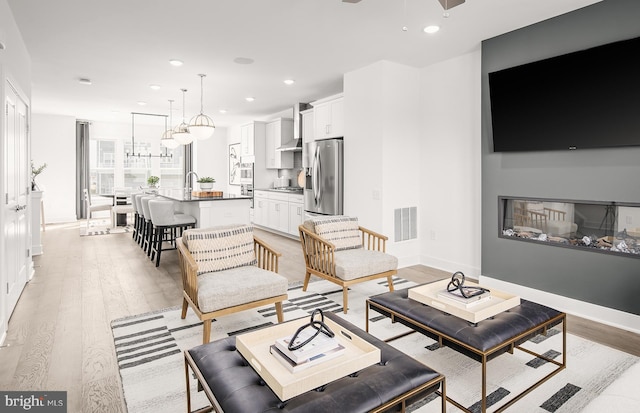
342 0 465 10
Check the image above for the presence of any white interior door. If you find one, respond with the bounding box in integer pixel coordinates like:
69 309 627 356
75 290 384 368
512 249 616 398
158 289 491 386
3 81 29 326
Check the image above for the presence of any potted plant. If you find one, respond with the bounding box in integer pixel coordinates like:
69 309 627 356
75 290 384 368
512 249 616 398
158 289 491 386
147 175 160 188
31 161 47 190
197 176 216 191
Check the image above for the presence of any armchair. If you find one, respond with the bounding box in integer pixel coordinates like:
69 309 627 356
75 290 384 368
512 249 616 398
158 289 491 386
298 216 398 313
177 225 288 343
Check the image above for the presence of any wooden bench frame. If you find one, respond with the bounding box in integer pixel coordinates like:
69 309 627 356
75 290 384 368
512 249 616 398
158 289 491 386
298 225 396 314
177 236 287 343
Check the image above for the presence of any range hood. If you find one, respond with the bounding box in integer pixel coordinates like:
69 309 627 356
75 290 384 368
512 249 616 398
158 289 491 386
276 103 310 151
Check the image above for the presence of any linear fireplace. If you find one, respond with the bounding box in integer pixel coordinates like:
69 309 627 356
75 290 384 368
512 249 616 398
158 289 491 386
499 196 640 258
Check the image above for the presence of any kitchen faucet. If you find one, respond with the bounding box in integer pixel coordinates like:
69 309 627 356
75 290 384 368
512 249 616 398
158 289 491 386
184 171 199 193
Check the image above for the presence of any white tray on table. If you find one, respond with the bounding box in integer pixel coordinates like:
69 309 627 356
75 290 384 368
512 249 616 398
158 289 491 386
408 279 520 323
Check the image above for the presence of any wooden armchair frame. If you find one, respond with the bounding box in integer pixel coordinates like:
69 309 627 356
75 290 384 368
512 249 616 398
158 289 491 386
177 236 287 343
298 225 396 313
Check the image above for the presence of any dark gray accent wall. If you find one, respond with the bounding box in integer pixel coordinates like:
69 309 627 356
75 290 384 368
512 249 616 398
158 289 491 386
481 0 640 316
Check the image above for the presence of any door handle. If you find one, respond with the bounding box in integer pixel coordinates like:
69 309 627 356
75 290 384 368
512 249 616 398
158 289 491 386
14 204 26 212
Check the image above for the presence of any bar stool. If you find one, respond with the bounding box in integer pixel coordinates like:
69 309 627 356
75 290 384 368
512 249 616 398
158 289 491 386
148 200 196 267
140 195 157 254
134 194 146 246
131 194 143 242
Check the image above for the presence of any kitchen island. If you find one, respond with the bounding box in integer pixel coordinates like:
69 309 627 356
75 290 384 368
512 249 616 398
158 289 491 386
155 189 252 228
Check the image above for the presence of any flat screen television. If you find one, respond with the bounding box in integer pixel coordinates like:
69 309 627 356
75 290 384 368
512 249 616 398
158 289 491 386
488 36 640 152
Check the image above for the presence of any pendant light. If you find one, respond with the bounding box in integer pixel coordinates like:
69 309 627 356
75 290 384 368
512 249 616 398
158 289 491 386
173 88 193 145
189 74 216 140
161 99 180 149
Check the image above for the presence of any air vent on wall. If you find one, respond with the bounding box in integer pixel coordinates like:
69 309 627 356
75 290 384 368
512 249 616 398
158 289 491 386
394 207 417 242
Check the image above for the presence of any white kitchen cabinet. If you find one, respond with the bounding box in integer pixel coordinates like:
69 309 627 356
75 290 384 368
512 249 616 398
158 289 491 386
288 194 304 236
253 191 269 226
253 191 304 237
240 123 254 157
301 109 314 144
265 118 294 169
265 191 288 232
268 199 289 233
313 96 344 140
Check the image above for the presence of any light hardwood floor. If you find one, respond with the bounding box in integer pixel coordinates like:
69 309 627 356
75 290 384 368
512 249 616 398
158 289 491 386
0 222 637 412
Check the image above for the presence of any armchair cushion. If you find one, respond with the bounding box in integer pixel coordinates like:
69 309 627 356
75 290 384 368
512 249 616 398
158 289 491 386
334 249 398 281
183 225 257 275
306 216 362 251
197 265 288 313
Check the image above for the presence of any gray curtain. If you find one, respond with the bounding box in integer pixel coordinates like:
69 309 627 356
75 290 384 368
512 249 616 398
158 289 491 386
76 120 91 219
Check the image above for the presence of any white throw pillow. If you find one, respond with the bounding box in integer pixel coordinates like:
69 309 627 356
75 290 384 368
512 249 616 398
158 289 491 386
183 225 257 275
311 216 362 251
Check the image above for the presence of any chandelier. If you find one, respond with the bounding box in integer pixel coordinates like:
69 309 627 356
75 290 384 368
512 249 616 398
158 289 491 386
173 88 193 145
126 112 172 159
188 74 216 140
161 99 179 149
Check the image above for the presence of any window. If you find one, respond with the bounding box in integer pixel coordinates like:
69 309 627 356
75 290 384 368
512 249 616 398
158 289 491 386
124 141 151 188
90 139 115 195
160 145 183 189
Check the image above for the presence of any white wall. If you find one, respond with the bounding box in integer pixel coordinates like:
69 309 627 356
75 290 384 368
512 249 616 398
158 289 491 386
31 114 76 223
193 127 231 194
419 51 482 277
344 61 422 267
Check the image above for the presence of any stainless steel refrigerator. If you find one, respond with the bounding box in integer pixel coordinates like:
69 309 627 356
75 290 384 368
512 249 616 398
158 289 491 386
303 138 343 216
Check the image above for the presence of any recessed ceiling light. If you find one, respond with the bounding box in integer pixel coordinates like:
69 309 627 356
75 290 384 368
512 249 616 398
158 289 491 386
245 97 255 102
169 59 183 66
234 57 254 65
149 84 161 90
219 109 227 114
78 78 92 85
283 79 295 85
424 25 440 34
137 101 147 106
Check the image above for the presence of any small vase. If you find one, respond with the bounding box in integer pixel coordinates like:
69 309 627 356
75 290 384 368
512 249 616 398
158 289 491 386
199 183 213 191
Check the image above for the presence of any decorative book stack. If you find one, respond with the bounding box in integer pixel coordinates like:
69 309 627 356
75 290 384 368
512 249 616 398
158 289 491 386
437 287 491 308
270 329 345 373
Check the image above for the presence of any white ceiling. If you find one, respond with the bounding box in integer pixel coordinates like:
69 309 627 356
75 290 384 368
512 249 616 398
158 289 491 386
7 0 600 128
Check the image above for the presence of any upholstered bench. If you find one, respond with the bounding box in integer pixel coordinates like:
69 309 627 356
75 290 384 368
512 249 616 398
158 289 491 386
366 287 566 412
185 311 446 413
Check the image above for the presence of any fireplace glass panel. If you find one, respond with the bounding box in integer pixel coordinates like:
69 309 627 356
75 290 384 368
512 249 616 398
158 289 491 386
499 197 640 258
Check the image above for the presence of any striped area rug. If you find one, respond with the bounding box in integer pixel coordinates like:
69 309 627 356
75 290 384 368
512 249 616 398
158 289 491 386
111 277 638 413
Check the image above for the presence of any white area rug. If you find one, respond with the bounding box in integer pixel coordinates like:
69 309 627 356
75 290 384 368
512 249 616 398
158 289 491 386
79 218 132 236
110 277 638 413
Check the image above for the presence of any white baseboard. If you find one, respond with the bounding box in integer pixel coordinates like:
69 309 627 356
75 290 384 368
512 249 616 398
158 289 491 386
479 275 640 334
420 255 481 279
397 255 421 269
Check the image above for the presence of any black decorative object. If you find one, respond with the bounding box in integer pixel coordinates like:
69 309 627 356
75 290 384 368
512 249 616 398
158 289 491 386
446 271 490 299
287 309 335 351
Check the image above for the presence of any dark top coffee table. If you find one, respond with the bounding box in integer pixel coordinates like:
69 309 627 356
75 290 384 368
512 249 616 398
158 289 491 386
366 286 566 413
184 311 446 413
